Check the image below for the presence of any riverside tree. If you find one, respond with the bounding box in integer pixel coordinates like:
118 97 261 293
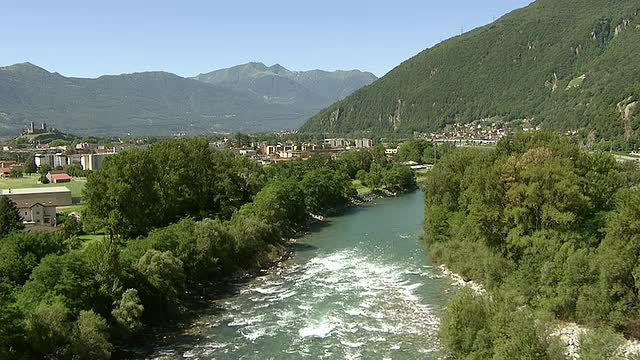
0 197 23 238
424 131 640 357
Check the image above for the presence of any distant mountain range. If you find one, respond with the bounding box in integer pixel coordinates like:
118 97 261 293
0 62 376 136
302 0 640 140
193 62 376 108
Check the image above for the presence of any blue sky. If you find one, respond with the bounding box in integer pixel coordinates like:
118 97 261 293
0 0 533 78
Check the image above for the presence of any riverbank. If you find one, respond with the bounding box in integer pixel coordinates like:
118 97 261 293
123 189 451 359
117 188 418 358
438 264 640 359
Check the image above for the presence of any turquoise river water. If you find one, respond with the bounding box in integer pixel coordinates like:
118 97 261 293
139 190 455 359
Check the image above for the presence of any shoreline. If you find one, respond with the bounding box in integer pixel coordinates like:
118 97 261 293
437 264 640 359
115 188 415 359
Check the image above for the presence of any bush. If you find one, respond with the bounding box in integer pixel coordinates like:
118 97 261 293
578 327 625 360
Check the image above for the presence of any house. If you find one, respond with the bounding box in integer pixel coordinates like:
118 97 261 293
47 171 72 183
0 187 72 227
0 167 10 178
0 161 17 168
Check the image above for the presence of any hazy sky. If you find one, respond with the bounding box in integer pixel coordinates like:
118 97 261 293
0 0 533 78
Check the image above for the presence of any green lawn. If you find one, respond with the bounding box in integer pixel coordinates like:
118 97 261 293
0 174 86 199
352 179 372 195
415 168 431 183
58 205 85 214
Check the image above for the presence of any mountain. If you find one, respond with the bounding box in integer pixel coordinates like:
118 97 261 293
301 0 640 140
192 62 377 109
0 62 376 136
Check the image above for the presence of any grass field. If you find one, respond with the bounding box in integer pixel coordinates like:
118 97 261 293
415 168 430 183
0 174 86 198
352 179 372 195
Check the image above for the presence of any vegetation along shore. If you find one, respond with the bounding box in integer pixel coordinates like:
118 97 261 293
0 137 418 359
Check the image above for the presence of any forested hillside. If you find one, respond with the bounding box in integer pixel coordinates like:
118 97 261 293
302 0 640 140
422 132 640 358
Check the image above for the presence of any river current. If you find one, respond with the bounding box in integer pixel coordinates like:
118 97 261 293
141 191 454 359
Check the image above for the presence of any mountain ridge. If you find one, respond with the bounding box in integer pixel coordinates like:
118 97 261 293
192 62 377 107
0 62 376 136
301 0 640 140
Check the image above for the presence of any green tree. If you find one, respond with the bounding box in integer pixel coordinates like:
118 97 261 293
0 294 24 359
251 179 307 232
0 231 66 288
112 289 144 335
69 310 112 360
84 238 123 311
16 252 98 315
83 148 160 238
366 162 385 190
396 140 429 163
23 154 37 174
9 167 22 178
300 168 355 214
62 215 83 239
0 196 23 239
383 164 417 192
37 164 51 176
135 250 185 306
578 327 625 360
24 301 71 359
440 288 491 357
230 212 280 266
192 219 236 273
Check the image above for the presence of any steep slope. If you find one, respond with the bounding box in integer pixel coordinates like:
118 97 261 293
193 63 377 110
301 0 640 140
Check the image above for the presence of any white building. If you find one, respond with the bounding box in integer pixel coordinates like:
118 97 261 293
1 187 72 227
34 153 55 169
324 138 346 148
80 153 114 171
53 153 69 168
354 138 373 148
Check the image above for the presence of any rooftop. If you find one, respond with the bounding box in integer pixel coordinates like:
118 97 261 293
0 187 71 195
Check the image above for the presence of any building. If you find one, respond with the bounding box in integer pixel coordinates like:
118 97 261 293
0 161 17 168
53 153 69 168
0 167 10 178
209 142 226 151
23 122 48 135
324 138 346 148
238 149 257 156
34 153 55 169
0 187 72 226
354 138 373 148
47 171 72 183
80 153 114 171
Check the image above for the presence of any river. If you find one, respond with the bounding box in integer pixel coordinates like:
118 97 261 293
139 190 455 359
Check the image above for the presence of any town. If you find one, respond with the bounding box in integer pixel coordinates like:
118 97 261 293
0 119 497 232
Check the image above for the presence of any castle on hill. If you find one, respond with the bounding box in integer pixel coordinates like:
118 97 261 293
23 121 48 135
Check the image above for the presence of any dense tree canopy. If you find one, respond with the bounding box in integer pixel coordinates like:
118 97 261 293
0 136 419 358
423 132 640 357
